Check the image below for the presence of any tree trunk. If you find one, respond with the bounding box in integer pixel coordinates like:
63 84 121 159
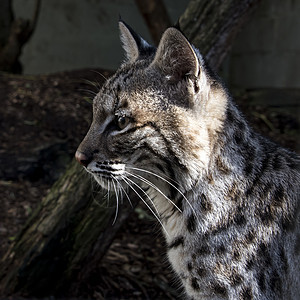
179 0 261 69
134 0 172 45
0 0 261 297
0 0 13 48
0 160 138 296
0 0 41 73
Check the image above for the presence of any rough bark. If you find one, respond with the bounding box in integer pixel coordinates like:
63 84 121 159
179 0 261 69
0 0 261 297
0 160 138 296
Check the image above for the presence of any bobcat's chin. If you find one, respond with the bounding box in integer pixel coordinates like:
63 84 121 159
92 174 111 190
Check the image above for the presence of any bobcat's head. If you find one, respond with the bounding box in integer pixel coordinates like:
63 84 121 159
75 21 227 194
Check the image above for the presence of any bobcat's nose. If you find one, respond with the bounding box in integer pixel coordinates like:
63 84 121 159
75 151 92 167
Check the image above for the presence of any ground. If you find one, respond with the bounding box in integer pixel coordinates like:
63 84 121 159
0 70 299 299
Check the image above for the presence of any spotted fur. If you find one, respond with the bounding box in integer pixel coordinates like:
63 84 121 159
76 21 300 299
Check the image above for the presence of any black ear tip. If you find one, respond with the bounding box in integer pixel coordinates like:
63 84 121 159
118 19 134 34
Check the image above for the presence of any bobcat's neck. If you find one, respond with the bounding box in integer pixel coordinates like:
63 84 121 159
149 100 252 238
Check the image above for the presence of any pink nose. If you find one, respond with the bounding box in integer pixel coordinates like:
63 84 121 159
75 151 91 167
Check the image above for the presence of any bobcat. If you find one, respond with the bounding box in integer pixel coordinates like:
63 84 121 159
75 21 300 299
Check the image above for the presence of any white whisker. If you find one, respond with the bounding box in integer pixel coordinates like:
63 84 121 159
90 69 108 82
111 179 119 225
90 173 105 206
122 175 160 216
113 175 133 208
79 88 98 97
125 171 182 213
122 176 169 236
126 166 197 217
82 78 99 90
131 164 182 186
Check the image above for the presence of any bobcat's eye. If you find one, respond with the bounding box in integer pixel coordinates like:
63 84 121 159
116 115 130 130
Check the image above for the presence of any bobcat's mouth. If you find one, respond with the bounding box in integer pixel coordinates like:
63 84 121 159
86 160 126 188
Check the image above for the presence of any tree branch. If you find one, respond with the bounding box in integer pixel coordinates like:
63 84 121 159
134 0 172 45
0 0 41 73
179 0 261 69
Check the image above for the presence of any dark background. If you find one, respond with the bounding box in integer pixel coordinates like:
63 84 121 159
0 0 299 299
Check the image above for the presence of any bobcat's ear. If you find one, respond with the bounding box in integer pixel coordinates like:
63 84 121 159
119 20 154 63
151 28 199 82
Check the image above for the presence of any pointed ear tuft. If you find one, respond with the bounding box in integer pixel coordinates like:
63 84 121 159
151 28 199 82
119 20 154 63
